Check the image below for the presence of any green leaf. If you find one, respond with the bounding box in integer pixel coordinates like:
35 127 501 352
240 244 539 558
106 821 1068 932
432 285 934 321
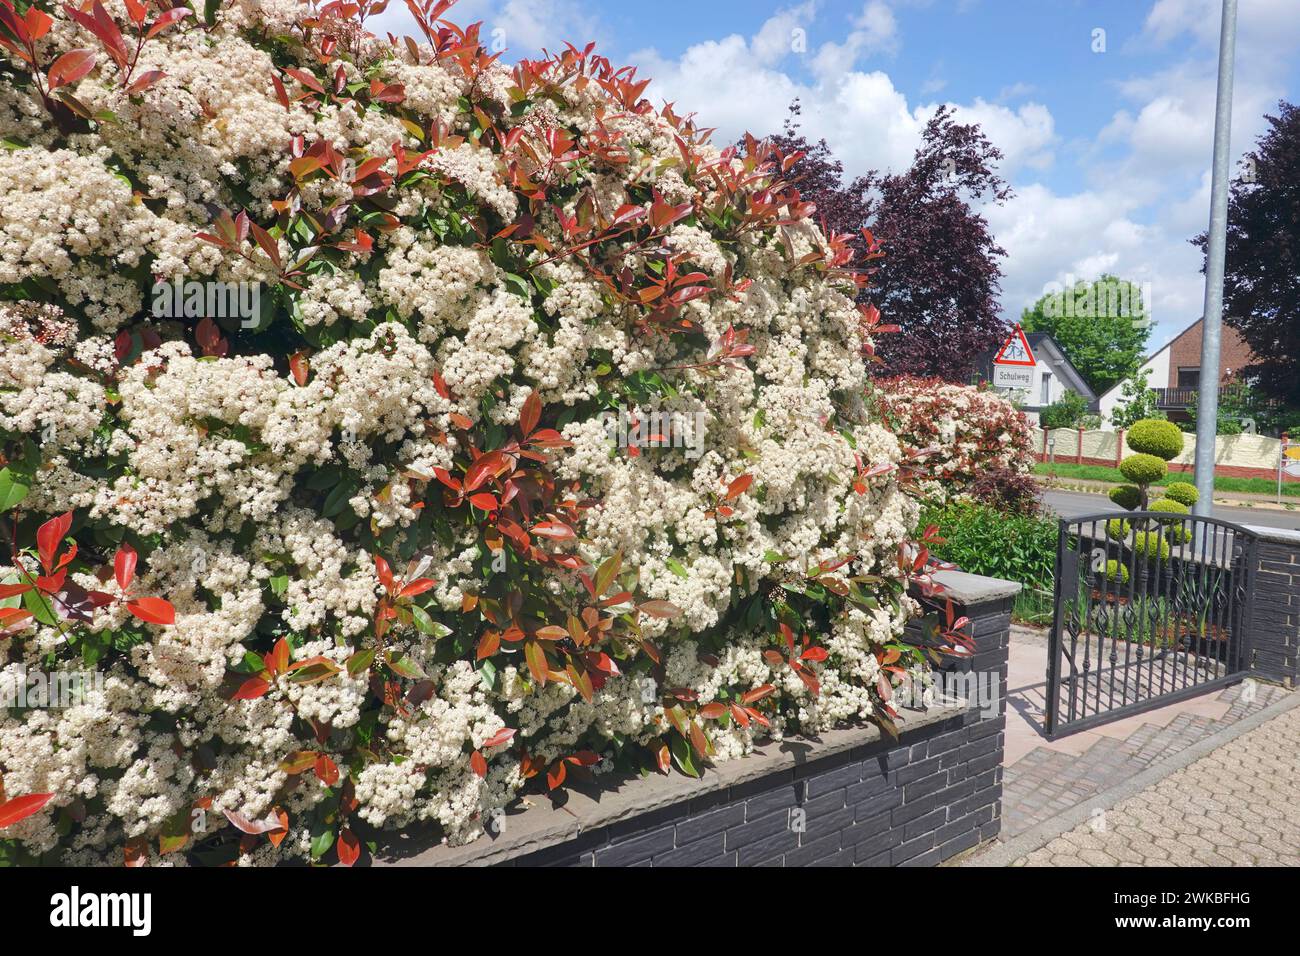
665 557 688 579
268 575 289 597
0 468 30 514
409 604 449 636
346 648 375 677
310 827 335 860
668 733 699 778
23 588 59 627
387 653 426 679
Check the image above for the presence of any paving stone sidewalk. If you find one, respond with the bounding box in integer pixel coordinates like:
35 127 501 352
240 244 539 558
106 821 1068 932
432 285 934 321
1013 703 1300 866
1000 624 1292 839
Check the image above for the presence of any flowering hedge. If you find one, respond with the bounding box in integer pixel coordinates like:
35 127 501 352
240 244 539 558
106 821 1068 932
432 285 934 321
0 0 960 866
871 376 1035 499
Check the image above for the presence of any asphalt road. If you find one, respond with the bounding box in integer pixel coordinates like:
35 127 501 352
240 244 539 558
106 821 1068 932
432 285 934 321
1042 489 1300 533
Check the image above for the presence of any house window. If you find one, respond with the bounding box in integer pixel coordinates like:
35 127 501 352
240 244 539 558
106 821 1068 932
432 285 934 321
1177 367 1200 388
1040 372 1052 406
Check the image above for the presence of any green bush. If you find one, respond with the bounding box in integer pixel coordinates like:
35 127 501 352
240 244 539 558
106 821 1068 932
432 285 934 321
1039 390 1090 429
1119 453 1168 486
1164 481 1199 507
1103 560 1130 584
1108 484 1142 510
1133 530 1171 561
1149 498 1191 542
920 501 1058 592
1127 418 1185 460
1106 518 1132 540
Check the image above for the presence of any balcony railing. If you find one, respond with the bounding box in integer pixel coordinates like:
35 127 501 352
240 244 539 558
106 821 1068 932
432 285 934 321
1153 386 1197 408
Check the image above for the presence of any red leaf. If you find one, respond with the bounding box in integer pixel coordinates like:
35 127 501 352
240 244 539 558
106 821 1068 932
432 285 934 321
36 512 72 574
468 492 498 511
144 7 191 39
232 677 270 700
519 390 541 435
223 808 283 835
314 754 340 786
530 521 574 540
337 827 360 866
289 351 310 386
127 596 175 625
0 583 33 599
724 473 753 500
125 69 164 94
46 48 96 90
800 646 829 662
114 542 137 592
546 760 566 790
266 808 290 847
482 727 515 748
374 556 394 593
398 577 436 598
0 607 35 631
0 793 54 828
463 451 509 492
638 600 680 619
470 750 487 778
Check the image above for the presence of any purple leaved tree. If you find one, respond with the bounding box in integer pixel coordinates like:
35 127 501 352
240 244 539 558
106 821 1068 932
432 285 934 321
768 102 1013 380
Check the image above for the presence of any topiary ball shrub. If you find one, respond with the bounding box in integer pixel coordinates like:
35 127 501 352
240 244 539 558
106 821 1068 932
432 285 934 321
1119 453 1169 487
1164 481 1199 507
0 1 929 866
1126 418 1185 461
1149 498 1191 542
1106 518 1132 540
1103 559 1130 584
1109 484 1142 511
1133 531 1172 561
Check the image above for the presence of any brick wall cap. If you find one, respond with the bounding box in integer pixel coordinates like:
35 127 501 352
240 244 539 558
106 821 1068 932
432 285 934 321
927 569 1022 604
374 701 969 868
1243 525 1300 546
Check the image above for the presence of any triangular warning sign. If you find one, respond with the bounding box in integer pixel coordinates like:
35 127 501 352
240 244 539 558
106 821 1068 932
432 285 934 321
994 325 1036 367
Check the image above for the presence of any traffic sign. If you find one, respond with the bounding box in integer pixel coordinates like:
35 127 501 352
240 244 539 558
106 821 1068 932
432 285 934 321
992 365 1034 389
993 325 1036 367
1285 443 1300 478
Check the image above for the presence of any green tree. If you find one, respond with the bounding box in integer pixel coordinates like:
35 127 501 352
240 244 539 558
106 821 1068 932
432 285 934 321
1039 390 1089 429
1020 274 1151 395
1110 367 1166 430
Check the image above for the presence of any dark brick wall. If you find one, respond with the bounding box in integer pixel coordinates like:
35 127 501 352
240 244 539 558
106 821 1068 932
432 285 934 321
1250 540 1298 687
507 588 1011 868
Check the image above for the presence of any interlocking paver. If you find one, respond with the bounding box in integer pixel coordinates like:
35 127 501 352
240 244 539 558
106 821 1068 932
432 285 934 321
1012 702 1300 866
1000 680 1292 837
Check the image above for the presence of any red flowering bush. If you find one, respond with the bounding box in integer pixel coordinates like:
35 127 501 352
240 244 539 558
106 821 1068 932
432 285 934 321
872 376 1036 500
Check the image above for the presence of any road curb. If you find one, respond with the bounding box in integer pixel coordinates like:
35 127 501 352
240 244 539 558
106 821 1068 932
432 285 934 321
962 685 1300 867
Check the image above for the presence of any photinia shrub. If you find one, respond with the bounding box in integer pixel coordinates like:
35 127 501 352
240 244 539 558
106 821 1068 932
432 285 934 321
871 376 1035 502
0 0 963 866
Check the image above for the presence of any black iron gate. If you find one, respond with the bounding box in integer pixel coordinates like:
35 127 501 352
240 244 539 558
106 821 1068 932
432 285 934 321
1045 511 1258 738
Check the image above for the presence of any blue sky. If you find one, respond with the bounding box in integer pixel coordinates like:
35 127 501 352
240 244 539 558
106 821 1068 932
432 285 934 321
368 0 1300 352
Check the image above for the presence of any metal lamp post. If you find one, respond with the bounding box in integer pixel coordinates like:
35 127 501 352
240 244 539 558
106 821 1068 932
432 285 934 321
1192 0 1239 517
